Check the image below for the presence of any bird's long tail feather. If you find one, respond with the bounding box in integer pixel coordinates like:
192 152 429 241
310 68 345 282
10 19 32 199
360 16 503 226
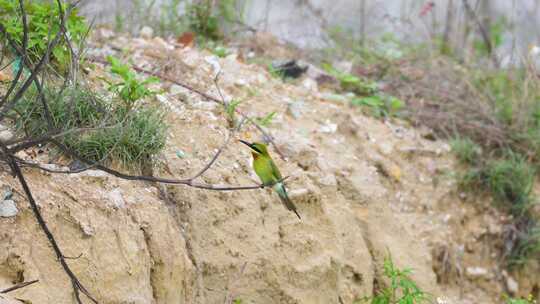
274 183 301 219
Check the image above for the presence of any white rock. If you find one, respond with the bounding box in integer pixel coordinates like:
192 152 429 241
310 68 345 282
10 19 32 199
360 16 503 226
204 55 221 78
80 169 109 178
302 78 318 92
506 276 519 294
288 188 309 199
235 79 248 86
287 101 304 119
319 121 337 134
108 188 126 209
225 53 238 62
0 129 14 142
0 199 18 217
318 173 337 187
465 267 489 279
156 94 169 105
169 84 188 96
192 101 217 111
256 73 267 84
139 26 154 39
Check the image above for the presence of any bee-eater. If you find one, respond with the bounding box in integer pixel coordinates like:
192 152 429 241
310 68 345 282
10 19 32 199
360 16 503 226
240 140 301 219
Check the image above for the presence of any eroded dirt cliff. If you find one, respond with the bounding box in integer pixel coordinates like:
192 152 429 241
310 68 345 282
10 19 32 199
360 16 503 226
1 30 535 304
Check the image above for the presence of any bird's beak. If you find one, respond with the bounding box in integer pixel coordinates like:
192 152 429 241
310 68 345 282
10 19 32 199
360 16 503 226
239 140 252 148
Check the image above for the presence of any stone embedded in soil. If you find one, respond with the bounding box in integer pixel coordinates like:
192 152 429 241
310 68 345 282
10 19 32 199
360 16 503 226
139 26 154 39
0 129 14 142
506 276 519 294
107 188 126 209
0 199 18 217
465 267 490 280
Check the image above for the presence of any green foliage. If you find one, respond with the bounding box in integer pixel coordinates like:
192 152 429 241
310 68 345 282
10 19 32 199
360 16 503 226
460 153 534 216
186 0 221 41
267 63 285 79
211 45 230 58
0 0 88 69
254 111 277 127
451 138 481 165
322 62 378 95
357 255 431 304
351 95 404 118
321 62 404 118
184 0 243 41
71 106 166 167
105 56 159 108
472 70 520 124
14 82 166 169
232 299 243 304
225 99 241 128
474 17 507 57
484 155 534 214
505 295 537 304
507 223 540 267
156 0 184 36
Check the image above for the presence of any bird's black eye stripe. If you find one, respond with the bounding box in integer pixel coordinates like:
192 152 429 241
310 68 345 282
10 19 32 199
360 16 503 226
251 145 262 154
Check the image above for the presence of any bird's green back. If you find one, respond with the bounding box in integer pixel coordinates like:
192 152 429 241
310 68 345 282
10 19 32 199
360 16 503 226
253 154 281 185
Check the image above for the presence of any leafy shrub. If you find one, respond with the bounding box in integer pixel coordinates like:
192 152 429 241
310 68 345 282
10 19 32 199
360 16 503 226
459 153 534 216
105 56 159 108
357 255 431 304
0 0 88 69
451 138 482 165
187 0 221 41
13 82 166 169
506 295 537 304
351 95 404 118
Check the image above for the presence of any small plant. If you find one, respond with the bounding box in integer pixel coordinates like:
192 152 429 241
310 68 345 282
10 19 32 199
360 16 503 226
267 63 285 79
0 0 88 69
507 223 540 267
211 45 230 58
186 0 221 41
351 95 404 118
505 295 537 304
485 155 535 215
14 81 166 170
254 111 277 127
473 17 507 57
105 56 159 109
459 153 534 216
225 99 241 128
451 138 482 165
322 63 378 95
357 255 431 304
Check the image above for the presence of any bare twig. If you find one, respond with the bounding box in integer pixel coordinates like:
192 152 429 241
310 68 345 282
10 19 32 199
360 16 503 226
461 0 499 67
1 144 97 304
0 280 39 294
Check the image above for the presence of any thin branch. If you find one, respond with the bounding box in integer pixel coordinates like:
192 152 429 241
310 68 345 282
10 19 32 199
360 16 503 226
461 0 499 67
50 138 288 191
1 144 97 304
0 280 39 294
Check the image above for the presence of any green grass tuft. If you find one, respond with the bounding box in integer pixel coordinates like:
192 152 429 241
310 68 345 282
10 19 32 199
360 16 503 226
451 138 481 165
13 85 166 170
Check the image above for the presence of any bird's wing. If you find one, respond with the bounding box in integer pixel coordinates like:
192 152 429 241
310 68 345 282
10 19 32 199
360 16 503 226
269 158 283 181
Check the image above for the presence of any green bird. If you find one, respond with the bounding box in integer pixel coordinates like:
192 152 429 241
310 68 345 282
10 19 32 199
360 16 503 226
240 140 301 219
